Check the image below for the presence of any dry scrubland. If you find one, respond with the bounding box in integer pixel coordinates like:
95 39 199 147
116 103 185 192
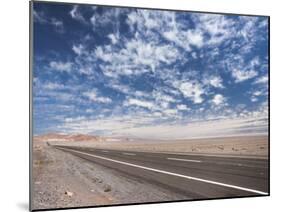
32 134 268 209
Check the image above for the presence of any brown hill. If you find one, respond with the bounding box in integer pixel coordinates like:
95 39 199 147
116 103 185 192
33 133 105 142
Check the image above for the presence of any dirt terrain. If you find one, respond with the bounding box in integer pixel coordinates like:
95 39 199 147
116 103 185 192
32 141 186 210
50 135 268 157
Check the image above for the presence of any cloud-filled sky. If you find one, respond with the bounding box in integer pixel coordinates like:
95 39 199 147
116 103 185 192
32 2 269 139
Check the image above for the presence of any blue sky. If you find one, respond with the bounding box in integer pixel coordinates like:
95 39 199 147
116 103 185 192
33 2 269 139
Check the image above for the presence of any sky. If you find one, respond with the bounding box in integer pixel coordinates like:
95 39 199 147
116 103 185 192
32 2 269 139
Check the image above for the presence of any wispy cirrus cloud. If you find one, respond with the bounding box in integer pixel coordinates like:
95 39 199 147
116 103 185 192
34 10 64 33
42 82 65 90
254 75 268 84
49 61 72 73
124 98 155 110
232 69 258 83
83 90 112 104
177 104 190 111
69 5 88 24
72 44 85 56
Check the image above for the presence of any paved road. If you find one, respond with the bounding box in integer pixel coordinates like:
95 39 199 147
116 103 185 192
54 145 269 200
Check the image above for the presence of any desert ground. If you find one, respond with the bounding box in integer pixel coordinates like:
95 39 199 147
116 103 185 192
32 137 188 210
32 134 268 210
49 135 268 157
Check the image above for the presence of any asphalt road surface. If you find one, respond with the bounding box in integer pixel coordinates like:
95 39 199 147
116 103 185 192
54 145 269 200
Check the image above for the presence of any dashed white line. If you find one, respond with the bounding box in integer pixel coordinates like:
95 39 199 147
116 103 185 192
102 150 109 153
167 157 201 163
57 147 268 195
122 152 136 156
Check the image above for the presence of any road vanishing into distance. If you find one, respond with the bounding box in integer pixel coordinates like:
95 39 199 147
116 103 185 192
54 145 268 200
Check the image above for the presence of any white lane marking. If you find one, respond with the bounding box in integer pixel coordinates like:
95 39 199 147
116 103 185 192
57 147 268 195
102 150 109 153
167 157 201 163
122 152 136 156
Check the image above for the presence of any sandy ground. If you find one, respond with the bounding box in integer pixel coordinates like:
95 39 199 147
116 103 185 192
32 141 186 210
52 135 268 157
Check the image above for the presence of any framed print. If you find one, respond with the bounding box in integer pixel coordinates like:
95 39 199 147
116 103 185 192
30 1 269 211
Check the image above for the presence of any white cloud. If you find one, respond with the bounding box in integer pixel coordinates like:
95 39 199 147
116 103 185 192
83 90 112 103
178 81 204 104
50 61 72 72
251 96 258 102
126 11 138 26
34 10 64 33
59 109 268 139
193 14 235 45
59 114 155 135
163 109 178 116
204 76 224 88
96 96 112 104
124 98 155 110
78 66 94 75
225 56 261 83
110 83 131 94
186 29 204 48
43 82 64 90
120 115 268 140
135 90 150 98
90 7 124 28
72 44 85 56
254 75 268 84
163 29 192 52
69 5 87 24
85 109 94 113
90 15 96 25
33 10 47 24
249 90 265 102
50 61 72 73
163 28 205 51
238 17 265 50
40 91 75 102
177 104 189 111
232 69 258 82
253 91 263 96
126 10 205 52
96 37 179 77
108 33 119 44
159 13 238 51
160 102 169 109
127 10 175 33
191 52 197 59
249 57 260 67
212 94 226 106
95 46 113 62
153 90 177 103
50 18 64 33
128 39 178 68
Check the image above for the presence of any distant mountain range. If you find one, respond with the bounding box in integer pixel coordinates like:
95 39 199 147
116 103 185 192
33 133 106 142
